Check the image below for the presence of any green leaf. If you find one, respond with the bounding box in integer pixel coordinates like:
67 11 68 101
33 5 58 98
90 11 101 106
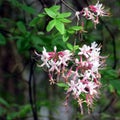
67 26 83 34
19 104 31 117
29 17 40 27
0 33 6 45
20 4 36 14
44 8 56 18
31 35 45 50
106 69 118 78
74 45 79 50
38 13 46 17
0 97 9 107
71 26 83 31
17 21 26 33
10 0 36 14
46 20 56 32
62 34 69 42
50 5 60 12
55 20 65 34
57 83 68 88
109 80 120 95
60 18 71 23
58 12 71 18
67 43 74 50
16 33 31 52
67 29 75 34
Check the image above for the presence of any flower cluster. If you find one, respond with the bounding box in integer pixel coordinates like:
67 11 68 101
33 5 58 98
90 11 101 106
76 1 109 27
39 46 72 84
37 42 105 114
67 42 102 114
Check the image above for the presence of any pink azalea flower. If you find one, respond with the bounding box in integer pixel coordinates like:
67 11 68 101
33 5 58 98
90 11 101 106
79 1 109 27
89 1 108 16
58 50 72 66
78 44 90 58
49 60 60 72
86 81 98 95
77 79 87 95
40 47 50 68
67 80 78 95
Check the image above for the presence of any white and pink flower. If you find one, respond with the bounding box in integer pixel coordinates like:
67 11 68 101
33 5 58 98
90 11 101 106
76 1 109 27
38 41 105 114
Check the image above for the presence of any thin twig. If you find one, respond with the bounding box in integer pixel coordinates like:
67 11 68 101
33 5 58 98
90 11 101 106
29 54 38 120
33 66 38 118
61 0 76 12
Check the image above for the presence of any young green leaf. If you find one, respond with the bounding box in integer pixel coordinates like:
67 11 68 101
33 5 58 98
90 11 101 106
46 19 56 32
57 83 68 88
74 45 79 50
38 13 46 18
58 12 71 18
62 34 69 42
44 8 56 18
67 29 75 34
50 5 60 12
60 18 71 23
67 43 74 50
55 20 65 34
